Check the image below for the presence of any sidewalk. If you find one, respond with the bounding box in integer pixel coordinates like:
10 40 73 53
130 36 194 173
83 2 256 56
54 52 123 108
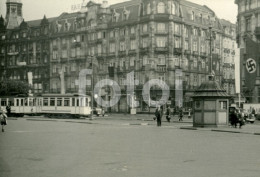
180 124 260 135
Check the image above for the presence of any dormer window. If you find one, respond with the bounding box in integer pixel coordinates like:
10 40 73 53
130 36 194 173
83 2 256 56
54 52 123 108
112 9 120 22
64 23 68 31
122 7 130 21
157 2 165 14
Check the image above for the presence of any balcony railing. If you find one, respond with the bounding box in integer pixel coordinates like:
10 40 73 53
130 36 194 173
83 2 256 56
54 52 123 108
157 64 166 72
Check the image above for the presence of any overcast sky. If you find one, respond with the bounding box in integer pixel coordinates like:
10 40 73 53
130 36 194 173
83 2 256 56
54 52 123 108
0 0 237 23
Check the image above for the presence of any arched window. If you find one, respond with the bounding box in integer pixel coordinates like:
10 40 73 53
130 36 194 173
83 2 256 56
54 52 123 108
171 2 176 15
147 3 151 14
157 2 165 14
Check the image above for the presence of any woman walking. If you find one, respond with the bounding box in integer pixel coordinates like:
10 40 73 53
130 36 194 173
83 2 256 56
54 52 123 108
1 110 8 132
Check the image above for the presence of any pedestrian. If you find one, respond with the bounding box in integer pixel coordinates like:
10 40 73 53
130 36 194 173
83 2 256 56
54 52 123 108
230 110 238 128
237 111 245 129
166 105 171 122
1 110 8 132
155 106 163 127
188 108 192 119
6 104 11 117
179 107 183 121
101 108 105 117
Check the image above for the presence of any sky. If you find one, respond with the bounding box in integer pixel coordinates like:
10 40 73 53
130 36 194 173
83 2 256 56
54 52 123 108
0 0 238 23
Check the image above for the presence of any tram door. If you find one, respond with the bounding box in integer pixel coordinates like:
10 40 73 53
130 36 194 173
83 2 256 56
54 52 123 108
36 97 42 113
17 98 25 114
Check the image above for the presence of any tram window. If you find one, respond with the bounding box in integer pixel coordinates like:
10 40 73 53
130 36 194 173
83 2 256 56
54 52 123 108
29 99 33 106
76 99 79 106
72 98 75 106
80 98 83 106
16 99 19 106
43 98 48 106
64 99 70 106
57 98 62 106
21 99 24 106
8 101 14 106
85 98 88 106
1 100 6 106
50 98 55 106
25 99 28 106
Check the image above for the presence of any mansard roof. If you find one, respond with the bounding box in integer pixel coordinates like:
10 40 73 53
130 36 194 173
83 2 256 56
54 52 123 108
27 17 56 27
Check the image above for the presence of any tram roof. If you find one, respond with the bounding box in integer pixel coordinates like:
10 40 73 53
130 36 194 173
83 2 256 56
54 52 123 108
40 93 90 97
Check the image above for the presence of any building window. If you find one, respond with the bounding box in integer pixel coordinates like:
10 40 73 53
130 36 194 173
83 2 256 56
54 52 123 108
191 11 195 21
246 17 251 32
171 2 176 15
175 37 181 48
130 27 135 34
143 24 148 33
130 40 136 50
193 41 198 51
142 38 149 48
156 37 167 47
120 41 126 51
110 43 115 53
184 41 189 50
97 44 102 54
157 23 165 32
158 55 166 65
147 3 151 14
157 2 165 14
175 23 180 34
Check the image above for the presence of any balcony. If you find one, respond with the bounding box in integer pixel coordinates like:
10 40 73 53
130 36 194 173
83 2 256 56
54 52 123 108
141 64 151 71
174 48 182 55
155 47 168 53
140 47 149 53
118 50 126 56
193 51 199 56
157 64 166 72
184 50 191 55
200 52 207 58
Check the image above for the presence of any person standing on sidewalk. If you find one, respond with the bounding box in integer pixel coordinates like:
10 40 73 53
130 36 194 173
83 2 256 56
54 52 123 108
179 107 183 121
155 106 163 126
1 110 8 132
166 106 171 122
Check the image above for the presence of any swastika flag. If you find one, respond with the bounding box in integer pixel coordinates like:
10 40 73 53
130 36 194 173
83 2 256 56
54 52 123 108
245 36 259 91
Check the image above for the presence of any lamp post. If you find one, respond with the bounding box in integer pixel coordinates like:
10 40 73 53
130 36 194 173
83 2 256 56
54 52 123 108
90 55 94 120
209 25 213 75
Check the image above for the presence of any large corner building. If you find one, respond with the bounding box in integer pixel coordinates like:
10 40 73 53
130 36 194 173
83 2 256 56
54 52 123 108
0 0 237 112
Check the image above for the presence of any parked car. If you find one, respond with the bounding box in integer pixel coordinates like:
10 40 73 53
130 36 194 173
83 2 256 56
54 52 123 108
91 107 102 116
245 114 256 124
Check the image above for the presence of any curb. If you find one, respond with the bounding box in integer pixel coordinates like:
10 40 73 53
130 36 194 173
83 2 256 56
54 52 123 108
180 127 197 130
211 129 241 134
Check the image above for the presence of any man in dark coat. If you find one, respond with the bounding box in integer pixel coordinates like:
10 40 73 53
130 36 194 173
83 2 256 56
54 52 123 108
155 106 163 126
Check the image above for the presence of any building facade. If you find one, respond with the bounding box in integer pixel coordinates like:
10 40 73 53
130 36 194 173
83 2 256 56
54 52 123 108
0 0 237 112
235 0 260 103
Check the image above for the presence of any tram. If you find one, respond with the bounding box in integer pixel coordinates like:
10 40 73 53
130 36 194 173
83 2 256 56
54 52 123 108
0 94 92 118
